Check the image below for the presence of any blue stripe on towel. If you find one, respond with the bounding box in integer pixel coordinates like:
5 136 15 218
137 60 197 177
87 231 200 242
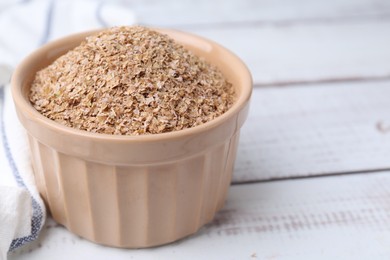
0 87 44 250
1 0 55 251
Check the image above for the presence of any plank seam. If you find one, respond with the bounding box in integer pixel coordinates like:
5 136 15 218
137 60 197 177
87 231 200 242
253 75 390 88
231 168 390 185
141 13 390 30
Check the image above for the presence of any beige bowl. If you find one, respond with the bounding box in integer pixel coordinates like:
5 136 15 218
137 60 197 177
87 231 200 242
11 28 252 248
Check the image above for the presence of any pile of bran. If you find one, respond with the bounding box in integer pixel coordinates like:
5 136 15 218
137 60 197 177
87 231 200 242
30 26 235 135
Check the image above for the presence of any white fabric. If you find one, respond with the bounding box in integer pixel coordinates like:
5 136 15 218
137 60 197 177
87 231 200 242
0 187 32 260
0 0 136 68
0 80 46 260
0 1 136 259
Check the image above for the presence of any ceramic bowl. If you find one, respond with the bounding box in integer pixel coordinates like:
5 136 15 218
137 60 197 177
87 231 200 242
11 28 252 248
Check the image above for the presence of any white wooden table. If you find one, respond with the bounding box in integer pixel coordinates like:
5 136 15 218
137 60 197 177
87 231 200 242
5 0 390 259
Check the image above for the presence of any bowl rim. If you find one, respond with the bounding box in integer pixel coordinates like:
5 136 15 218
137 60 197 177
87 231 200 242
11 28 252 143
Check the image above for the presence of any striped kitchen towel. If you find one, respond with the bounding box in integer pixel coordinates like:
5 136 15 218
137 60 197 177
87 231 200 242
0 72 46 258
0 0 135 258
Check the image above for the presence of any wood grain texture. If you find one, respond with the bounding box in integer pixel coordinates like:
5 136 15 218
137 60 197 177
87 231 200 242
128 0 390 27
10 172 390 259
233 80 390 182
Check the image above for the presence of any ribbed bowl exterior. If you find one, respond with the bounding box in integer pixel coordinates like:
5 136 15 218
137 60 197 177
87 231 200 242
28 131 240 247
12 29 252 248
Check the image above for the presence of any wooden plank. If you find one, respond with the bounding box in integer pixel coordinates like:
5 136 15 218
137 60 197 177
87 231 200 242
188 20 390 85
128 0 390 27
10 172 390 259
233 80 390 182
2 2 390 85
121 0 390 89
